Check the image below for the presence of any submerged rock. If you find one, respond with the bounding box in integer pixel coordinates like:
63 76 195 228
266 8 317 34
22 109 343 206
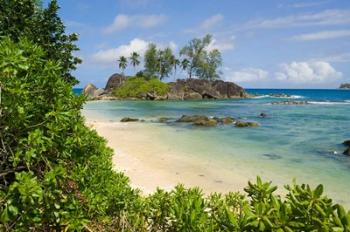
262 153 282 160
259 113 267 118
176 115 209 123
235 121 260 128
344 148 350 156
120 117 139 122
213 116 235 124
272 101 309 105
193 118 218 127
158 117 172 123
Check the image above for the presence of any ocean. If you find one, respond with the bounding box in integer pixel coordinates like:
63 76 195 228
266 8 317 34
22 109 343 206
82 89 350 206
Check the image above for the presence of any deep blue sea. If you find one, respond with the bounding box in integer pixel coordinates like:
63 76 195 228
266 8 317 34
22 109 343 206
82 88 350 205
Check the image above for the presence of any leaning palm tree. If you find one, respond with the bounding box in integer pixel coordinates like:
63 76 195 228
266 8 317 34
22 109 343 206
117 56 128 74
129 52 140 74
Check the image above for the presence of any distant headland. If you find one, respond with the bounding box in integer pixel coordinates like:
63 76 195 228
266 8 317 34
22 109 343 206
339 83 350 89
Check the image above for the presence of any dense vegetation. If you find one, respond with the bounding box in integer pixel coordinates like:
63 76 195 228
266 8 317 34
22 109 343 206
117 34 222 81
1 1 350 231
113 77 169 99
0 0 81 85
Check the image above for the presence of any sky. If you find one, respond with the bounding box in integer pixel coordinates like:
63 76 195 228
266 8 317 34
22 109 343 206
51 0 350 88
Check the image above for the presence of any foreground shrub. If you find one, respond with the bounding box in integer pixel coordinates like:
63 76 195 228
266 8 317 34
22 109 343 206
0 38 138 231
113 76 169 99
1 38 350 232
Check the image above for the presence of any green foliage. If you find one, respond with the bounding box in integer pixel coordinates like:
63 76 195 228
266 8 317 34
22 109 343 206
117 55 128 74
129 51 140 70
0 0 81 85
113 76 169 99
1 3 350 230
180 34 222 80
0 38 136 231
143 43 175 80
144 43 159 77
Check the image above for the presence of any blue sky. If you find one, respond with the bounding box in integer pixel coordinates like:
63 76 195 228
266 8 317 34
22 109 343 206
53 0 350 88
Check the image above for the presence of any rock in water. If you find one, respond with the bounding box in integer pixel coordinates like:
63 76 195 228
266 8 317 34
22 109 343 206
259 113 267 118
158 117 171 123
235 121 260 128
176 115 209 123
343 140 350 146
193 119 218 127
120 117 139 122
214 117 235 124
344 148 350 156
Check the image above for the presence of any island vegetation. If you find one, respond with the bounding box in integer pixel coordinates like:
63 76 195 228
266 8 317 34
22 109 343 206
1 0 350 231
110 33 224 99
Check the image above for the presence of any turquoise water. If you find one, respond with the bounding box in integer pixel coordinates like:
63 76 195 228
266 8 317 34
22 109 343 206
84 89 350 205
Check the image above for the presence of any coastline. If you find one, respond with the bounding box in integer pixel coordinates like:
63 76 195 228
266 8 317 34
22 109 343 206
86 119 252 195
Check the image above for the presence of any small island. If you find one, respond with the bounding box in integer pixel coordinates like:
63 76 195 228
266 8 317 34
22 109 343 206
339 83 350 89
83 34 248 101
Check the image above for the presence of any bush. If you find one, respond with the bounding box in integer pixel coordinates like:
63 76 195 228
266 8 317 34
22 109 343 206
1 23 350 232
0 38 138 231
113 77 169 99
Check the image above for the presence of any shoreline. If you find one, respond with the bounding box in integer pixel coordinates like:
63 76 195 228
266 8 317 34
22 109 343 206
87 120 253 195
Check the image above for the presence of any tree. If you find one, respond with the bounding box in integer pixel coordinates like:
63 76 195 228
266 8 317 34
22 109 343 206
172 57 180 79
129 52 140 73
180 34 212 79
0 0 81 85
118 56 128 74
196 49 222 80
181 58 190 72
144 43 158 77
157 47 174 80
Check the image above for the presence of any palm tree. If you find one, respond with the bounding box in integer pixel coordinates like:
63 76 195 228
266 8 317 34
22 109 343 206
172 57 180 81
129 52 140 73
117 56 128 74
181 58 190 77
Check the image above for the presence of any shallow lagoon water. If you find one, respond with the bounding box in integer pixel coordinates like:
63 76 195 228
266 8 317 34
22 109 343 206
84 89 350 206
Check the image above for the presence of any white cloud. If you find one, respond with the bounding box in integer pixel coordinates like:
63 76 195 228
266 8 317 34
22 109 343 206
287 1 329 8
292 30 350 41
91 38 177 64
206 36 235 52
314 53 350 63
91 38 149 64
104 14 166 33
275 61 342 83
200 14 224 30
244 10 350 29
224 68 268 83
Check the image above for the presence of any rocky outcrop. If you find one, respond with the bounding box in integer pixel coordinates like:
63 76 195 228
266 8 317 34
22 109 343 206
339 83 350 89
105 73 127 91
176 115 258 127
168 79 248 100
82 83 116 100
86 74 248 101
235 121 260 127
83 83 97 98
120 117 139 122
343 140 350 156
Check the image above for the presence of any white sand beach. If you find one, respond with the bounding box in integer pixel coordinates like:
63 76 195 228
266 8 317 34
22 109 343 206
86 120 250 195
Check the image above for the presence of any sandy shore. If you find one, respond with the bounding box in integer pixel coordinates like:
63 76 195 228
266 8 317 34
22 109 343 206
86 120 250 195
